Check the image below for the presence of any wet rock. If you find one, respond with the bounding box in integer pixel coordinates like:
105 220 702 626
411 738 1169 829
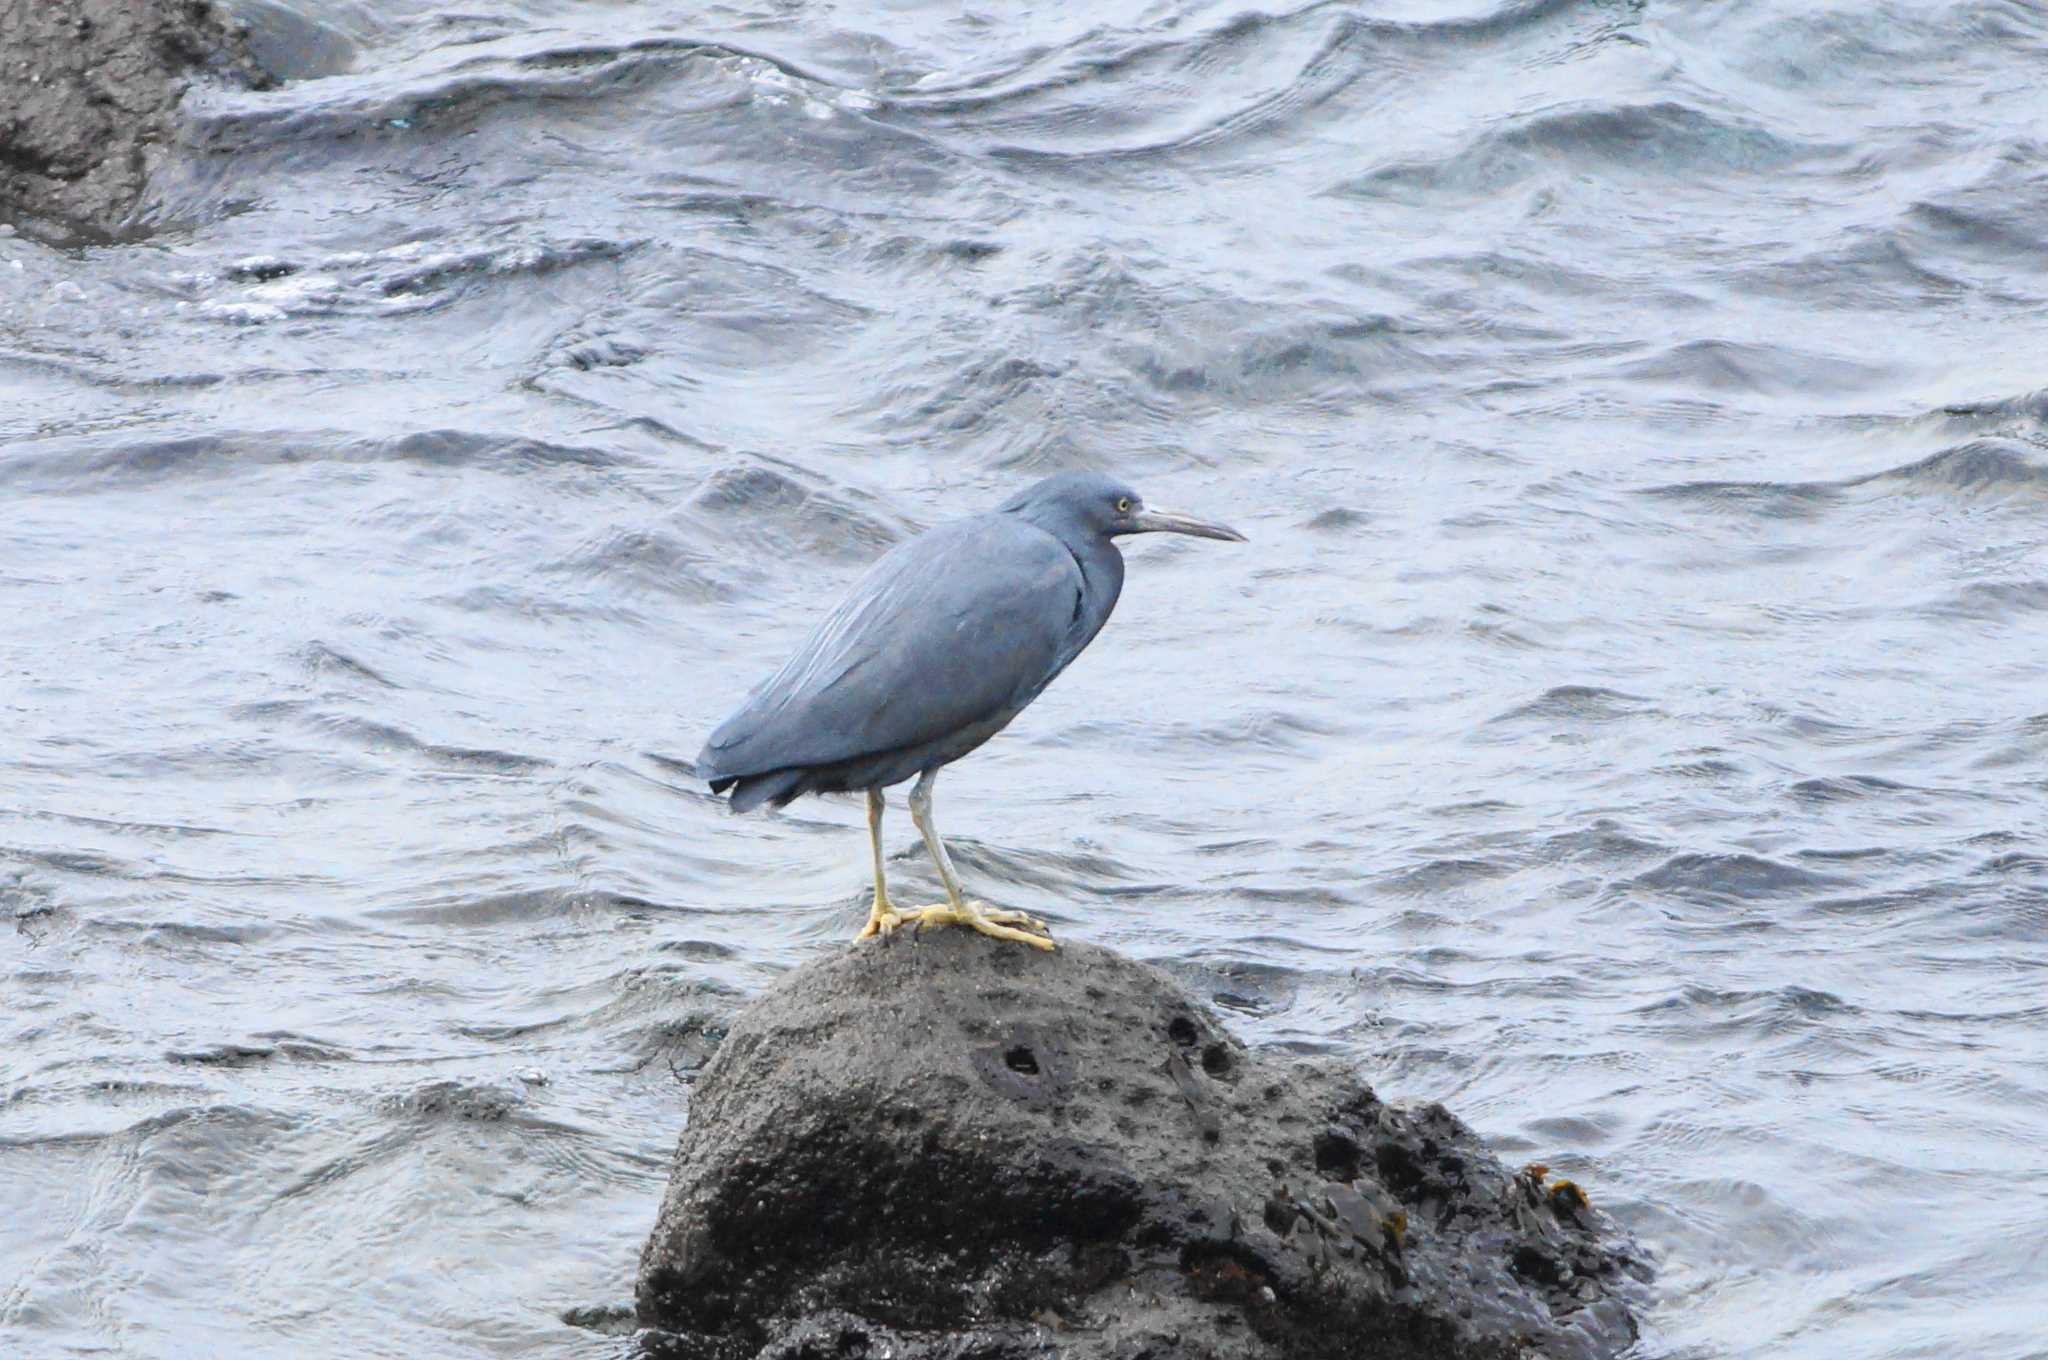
0 0 270 239
166 1041 276 1066
396 1079 525 1122
636 932 1649 1359
563 1302 639 1336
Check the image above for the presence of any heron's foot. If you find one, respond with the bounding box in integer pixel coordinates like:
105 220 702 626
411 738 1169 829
854 897 913 942
905 901 1055 950
964 901 1050 932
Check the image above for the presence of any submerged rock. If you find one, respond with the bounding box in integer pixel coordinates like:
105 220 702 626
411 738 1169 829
0 0 269 239
636 932 1649 1359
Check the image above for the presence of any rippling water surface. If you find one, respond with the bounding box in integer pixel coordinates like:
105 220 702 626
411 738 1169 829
5 0 2047 1355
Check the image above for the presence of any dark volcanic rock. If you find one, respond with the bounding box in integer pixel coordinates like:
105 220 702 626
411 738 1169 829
636 932 1649 1359
0 0 269 238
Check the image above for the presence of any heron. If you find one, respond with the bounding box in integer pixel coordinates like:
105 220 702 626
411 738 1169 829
696 470 1246 950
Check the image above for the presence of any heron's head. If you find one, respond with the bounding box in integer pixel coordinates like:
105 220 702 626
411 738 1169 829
1001 470 1246 544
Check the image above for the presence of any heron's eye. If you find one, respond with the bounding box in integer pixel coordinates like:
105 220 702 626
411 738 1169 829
1115 496 1132 513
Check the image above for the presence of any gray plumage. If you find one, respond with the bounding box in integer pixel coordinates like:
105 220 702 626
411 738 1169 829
696 470 1244 948
700 471 1240 809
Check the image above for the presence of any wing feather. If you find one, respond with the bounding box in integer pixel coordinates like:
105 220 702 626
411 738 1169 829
698 515 1081 780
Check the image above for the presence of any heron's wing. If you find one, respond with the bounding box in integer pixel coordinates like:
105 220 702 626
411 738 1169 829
698 516 1082 779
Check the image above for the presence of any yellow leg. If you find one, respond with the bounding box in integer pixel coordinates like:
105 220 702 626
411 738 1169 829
854 789 911 941
900 770 1054 950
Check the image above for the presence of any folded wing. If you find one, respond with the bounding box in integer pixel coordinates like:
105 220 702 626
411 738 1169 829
698 515 1083 784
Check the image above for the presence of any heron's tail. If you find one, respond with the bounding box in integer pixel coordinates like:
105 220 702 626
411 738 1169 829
724 767 805 814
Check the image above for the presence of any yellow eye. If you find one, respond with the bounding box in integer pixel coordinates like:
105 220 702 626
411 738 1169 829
1116 496 1132 513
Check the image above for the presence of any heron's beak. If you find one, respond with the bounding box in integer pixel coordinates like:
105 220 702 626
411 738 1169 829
1128 507 1247 542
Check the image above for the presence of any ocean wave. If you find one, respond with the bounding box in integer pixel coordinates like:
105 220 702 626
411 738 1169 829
1338 101 1824 202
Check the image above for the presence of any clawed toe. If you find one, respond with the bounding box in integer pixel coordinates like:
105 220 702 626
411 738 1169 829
894 901 1056 950
855 902 911 941
964 900 1048 932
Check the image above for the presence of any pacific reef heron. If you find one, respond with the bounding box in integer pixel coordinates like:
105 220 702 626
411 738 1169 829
697 471 1245 950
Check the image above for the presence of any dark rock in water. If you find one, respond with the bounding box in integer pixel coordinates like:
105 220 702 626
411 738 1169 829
636 932 1649 1359
0 0 269 239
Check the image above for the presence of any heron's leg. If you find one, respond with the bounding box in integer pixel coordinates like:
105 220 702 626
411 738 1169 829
907 771 1044 927
908 770 969 908
854 788 911 941
903 770 1053 949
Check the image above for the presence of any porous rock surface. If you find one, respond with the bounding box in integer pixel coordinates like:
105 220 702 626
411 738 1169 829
636 932 1648 1359
0 0 268 237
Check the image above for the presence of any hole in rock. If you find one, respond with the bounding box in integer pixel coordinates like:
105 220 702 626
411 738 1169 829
1201 1043 1233 1078
1376 1141 1424 1194
1314 1130 1363 1182
1512 1245 1567 1287
1167 1016 1199 1046
1004 1046 1040 1075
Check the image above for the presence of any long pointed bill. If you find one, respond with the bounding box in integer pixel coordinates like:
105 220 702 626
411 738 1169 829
1128 507 1247 542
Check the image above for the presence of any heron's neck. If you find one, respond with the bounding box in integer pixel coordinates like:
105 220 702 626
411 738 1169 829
1060 531 1125 650
1005 506 1125 644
